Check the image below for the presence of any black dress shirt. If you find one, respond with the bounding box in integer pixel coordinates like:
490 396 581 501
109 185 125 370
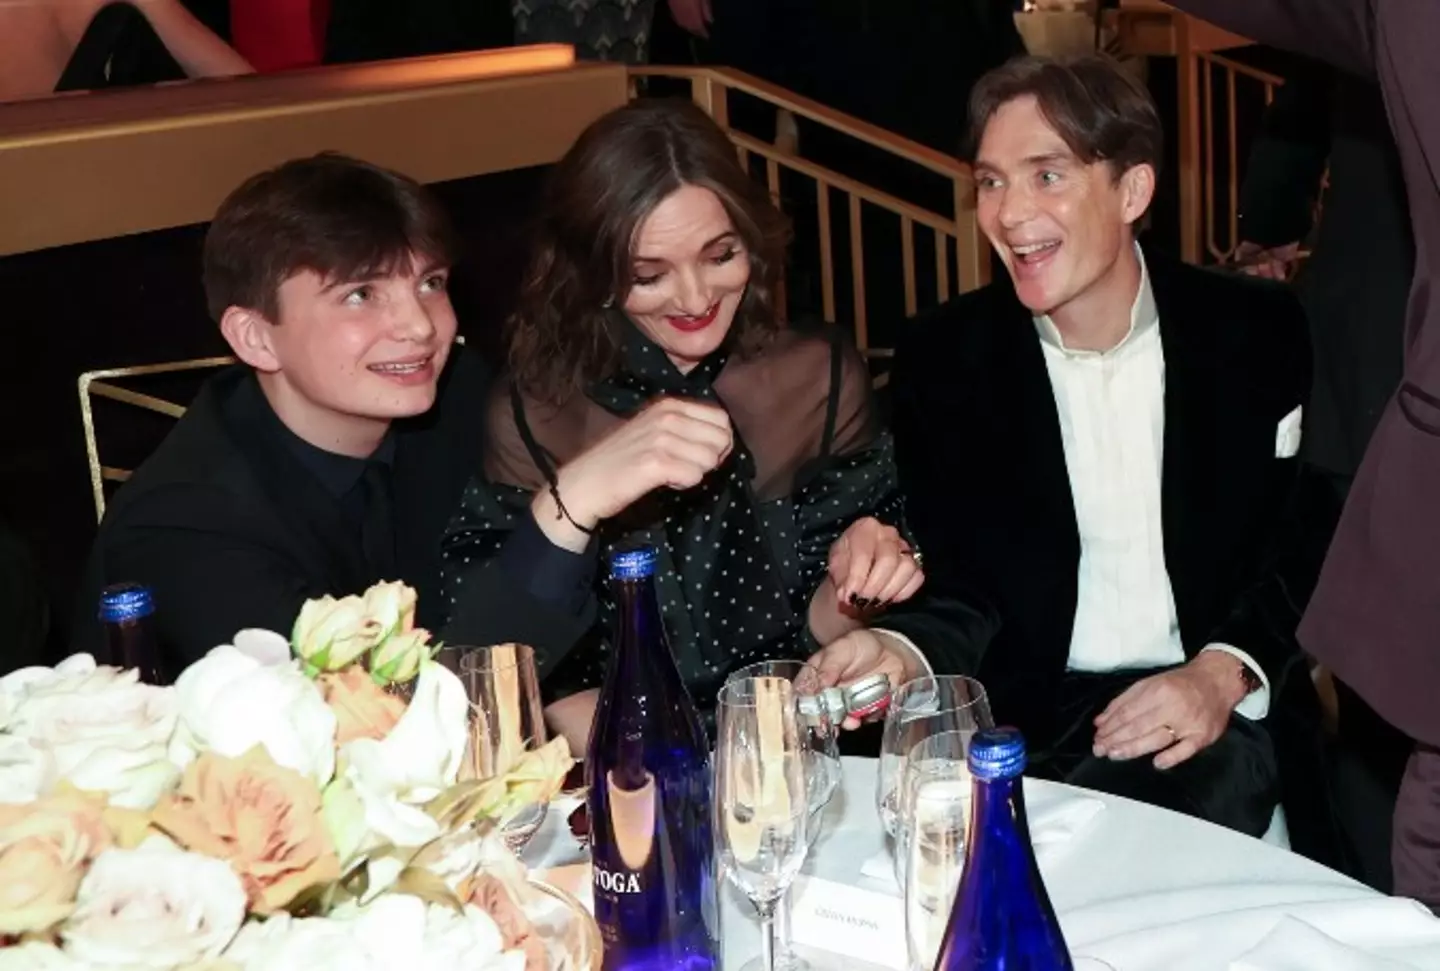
71 349 595 675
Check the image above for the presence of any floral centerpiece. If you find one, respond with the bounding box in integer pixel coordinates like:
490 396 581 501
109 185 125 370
0 582 580 970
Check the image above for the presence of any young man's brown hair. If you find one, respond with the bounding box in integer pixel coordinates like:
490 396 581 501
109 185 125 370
202 152 459 323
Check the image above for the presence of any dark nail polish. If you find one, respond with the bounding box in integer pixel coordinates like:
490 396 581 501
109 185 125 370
847 592 860 606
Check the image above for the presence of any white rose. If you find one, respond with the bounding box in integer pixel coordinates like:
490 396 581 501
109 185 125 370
5 657 178 810
62 839 247 969
325 659 468 864
224 913 381 971
230 629 292 667
362 582 418 640
291 596 377 674
0 942 89 971
170 645 337 787
369 629 432 686
420 902 517 971
0 734 56 804
0 654 99 722
302 896 510 971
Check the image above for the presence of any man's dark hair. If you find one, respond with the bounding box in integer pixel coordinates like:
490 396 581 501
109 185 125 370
202 153 458 322
963 54 1163 179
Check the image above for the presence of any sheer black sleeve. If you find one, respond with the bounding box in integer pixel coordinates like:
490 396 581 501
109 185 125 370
791 336 908 590
440 387 597 679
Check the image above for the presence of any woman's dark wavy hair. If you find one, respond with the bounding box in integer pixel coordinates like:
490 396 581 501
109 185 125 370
508 98 793 404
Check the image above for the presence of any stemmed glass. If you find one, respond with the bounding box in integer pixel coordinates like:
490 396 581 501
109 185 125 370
901 730 975 970
877 675 992 840
727 661 842 971
443 644 550 852
716 676 813 971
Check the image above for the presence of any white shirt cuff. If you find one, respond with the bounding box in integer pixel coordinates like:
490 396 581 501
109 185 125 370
1200 643 1270 720
872 628 936 684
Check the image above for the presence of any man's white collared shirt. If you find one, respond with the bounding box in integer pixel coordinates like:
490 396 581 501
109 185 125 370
1034 250 1269 718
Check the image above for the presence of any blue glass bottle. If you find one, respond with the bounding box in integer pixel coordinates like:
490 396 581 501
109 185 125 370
932 727 1072 971
586 546 719 971
99 583 164 684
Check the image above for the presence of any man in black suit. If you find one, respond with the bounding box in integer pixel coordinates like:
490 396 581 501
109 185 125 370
72 154 594 676
881 56 1330 838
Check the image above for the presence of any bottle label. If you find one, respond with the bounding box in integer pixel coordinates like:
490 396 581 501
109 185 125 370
594 866 643 895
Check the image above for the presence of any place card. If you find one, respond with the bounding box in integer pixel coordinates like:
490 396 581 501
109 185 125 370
788 874 907 970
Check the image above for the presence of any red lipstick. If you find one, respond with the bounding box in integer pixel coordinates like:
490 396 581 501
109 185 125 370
665 302 721 333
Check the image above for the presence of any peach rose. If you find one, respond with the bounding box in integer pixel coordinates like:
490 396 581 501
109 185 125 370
152 747 340 914
465 873 548 971
318 666 406 746
0 789 113 935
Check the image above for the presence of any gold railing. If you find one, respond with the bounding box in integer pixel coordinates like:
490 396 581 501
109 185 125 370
1194 51 1284 263
629 67 987 374
78 358 235 521
1166 9 1286 264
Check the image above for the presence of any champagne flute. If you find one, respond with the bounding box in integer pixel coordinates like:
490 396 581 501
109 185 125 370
716 676 812 971
877 675 992 840
901 731 974 970
447 644 550 852
727 660 842 971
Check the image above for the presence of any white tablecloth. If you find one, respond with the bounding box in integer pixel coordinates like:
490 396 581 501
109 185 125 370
528 757 1440 970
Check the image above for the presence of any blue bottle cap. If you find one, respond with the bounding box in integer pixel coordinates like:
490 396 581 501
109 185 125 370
967 726 1027 781
99 583 155 623
608 546 658 580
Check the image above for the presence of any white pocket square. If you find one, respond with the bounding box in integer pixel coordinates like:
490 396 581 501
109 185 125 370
1276 405 1303 458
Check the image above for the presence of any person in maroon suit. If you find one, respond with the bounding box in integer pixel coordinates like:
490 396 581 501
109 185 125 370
1165 0 1440 911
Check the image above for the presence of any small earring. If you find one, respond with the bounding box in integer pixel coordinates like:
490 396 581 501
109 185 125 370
601 295 615 309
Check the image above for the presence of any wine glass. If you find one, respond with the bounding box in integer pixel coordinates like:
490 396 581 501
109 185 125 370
901 731 974 970
877 675 991 840
716 676 813 971
896 729 976 883
727 660 842 971
447 644 550 852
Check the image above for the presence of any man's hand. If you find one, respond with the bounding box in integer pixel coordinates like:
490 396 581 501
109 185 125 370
533 397 733 551
806 629 922 730
1233 241 1301 282
1091 652 1249 769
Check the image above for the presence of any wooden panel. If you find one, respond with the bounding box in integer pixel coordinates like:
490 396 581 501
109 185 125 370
0 46 627 257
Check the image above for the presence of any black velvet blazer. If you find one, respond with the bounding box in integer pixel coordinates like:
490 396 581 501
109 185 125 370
883 246 1334 732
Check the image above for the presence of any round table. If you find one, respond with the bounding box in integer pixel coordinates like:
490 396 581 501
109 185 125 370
528 757 1440 970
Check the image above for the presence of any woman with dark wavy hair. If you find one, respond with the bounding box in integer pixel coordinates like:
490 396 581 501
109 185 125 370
441 99 926 747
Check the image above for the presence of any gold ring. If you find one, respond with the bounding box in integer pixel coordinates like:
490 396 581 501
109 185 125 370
1161 724 1179 743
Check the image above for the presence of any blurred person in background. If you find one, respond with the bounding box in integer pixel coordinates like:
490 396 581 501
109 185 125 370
512 0 686 64
1233 57 1414 893
0 0 251 103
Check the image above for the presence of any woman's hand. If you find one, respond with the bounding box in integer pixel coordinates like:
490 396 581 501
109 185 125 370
806 629 922 729
544 688 600 757
533 397 733 550
828 517 924 611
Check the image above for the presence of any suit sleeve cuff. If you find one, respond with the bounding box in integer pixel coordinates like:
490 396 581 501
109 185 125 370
1201 643 1271 720
872 628 935 684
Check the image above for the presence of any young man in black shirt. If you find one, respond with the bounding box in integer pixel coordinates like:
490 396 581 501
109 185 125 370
73 154 590 674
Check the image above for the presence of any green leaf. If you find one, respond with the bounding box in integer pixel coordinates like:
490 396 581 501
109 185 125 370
424 780 484 821
390 866 465 914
